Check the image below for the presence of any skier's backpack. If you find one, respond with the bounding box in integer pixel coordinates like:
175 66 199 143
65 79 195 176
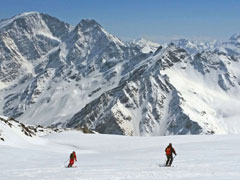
166 147 172 155
70 153 74 159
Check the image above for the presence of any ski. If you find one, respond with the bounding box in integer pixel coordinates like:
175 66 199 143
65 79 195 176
157 163 174 167
65 166 77 168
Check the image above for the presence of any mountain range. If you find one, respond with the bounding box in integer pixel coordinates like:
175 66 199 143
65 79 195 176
0 12 240 136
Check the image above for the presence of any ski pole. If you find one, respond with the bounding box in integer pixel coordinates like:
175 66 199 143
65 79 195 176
64 158 69 166
64 158 69 163
161 156 167 166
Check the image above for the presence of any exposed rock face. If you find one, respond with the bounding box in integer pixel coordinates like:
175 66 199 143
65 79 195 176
66 45 203 135
1 12 240 135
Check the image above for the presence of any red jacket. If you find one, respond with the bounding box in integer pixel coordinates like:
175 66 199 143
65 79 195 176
165 146 176 155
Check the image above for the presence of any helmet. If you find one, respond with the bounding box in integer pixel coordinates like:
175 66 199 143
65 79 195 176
169 143 172 146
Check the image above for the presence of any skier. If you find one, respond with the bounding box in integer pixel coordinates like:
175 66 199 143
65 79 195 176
68 151 77 167
165 143 177 166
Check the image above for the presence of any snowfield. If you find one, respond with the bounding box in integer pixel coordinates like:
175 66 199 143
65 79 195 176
1 127 240 180
1 12 240 179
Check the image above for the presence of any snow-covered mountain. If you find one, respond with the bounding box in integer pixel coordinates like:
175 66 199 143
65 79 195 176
172 38 219 55
128 38 160 53
0 115 60 144
1 12 240 136
0 12 143 125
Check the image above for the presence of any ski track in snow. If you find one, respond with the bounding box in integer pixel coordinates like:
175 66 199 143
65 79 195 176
0 130 240 180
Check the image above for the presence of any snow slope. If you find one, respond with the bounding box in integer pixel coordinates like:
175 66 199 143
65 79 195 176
0 116 61 144
0 118 240 180
162 56 240 134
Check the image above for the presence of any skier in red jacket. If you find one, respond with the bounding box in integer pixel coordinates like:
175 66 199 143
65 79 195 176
68 151 77 167
165 143 177 166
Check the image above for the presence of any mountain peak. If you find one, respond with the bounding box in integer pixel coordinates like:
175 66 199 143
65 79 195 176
229 33 240 43
0 11 41 29
80 18 100 25
76 18 102 30
133 38 159 45
14 11 40 18
130 38 160 53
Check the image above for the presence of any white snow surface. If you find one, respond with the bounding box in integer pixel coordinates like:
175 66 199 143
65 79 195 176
0 116 240 180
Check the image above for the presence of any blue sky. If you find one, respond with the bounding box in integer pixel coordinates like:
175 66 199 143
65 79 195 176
0 0 239 42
